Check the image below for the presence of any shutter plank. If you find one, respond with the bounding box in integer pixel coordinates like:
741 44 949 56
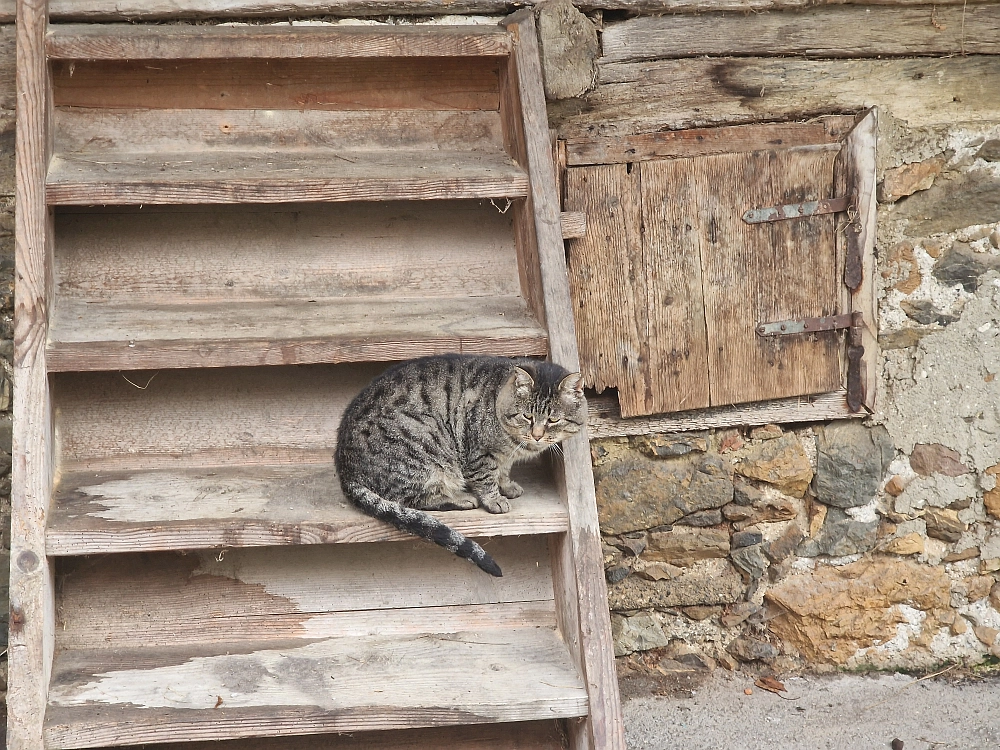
698 147 842 406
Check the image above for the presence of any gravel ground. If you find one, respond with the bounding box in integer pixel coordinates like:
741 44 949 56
624 671 1000 750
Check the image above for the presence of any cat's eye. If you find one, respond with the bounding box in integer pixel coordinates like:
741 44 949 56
547 417 561 424
522 413 534 421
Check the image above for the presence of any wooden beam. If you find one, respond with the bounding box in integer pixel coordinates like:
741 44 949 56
587 390 857 438
601 5 1000 62
552 55 1000 138
9 0 54 745
504 11 625 750
46 23 513 60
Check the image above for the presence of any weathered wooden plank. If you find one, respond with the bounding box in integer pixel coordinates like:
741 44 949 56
54 202 520 304
55 108 508 156
552 56 1000 138
48 296 547 371
601 5 1000 61
45 628 587 748
0 25 15 110
54 537 557 649
9 0 54 746
587 389 856 438
842 109 879 412
565 117 855 166
52 57 500 111
47 23 513 59
82 721 569 750
46 150 528 205
505 11 625 750
697 147 842 406
564 165 646 400
47 463 566 555
560 210 587 239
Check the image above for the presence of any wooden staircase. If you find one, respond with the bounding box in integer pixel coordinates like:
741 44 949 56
11 10 624 750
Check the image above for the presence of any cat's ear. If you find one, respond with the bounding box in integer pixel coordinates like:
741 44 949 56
558 372 585 399
511 367 535 398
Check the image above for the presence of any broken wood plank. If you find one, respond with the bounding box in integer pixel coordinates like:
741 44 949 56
47 23 513 60
52 57 500 111
48 295 547 371
565 117 855 166
560 211 587 239
552 56 1000 138
46 150 529 205
47 463 567 555
601 5 1000 61
587 389 856 438
45 628 588 748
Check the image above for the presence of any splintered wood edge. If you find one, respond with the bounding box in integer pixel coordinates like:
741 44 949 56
587 390 857 438
46 24 514 60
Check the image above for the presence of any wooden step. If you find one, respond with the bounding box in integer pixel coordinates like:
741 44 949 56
45 627 587 748
46 149 528 205
46 463 568 555
46 23 514 61
47 296 548 371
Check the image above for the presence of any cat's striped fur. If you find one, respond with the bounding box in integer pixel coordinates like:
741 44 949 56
335 355 586 576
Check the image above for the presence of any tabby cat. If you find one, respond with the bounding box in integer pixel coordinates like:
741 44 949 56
335 354 586 576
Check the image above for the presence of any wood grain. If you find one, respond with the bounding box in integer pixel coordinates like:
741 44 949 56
552 56 1000 138
47 463 567 555
9 0 54 745
46 150 529 206
45 629 587 748
601 5 1000 61
587 390 856 438
0 24 14 110
560 211 587 239
48 296 547 371
47 23 513 59
505 11 626 750
53 57 500 111
697 147 843 406
53 202 520 304
565 117 855 166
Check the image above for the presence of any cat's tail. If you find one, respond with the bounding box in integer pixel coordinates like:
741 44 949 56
342 482 503 577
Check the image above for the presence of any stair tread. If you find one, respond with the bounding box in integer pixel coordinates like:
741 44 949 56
47 295 548 371
47 462 568 555
46 149 529 205
47 23 513 60
44 627 588 749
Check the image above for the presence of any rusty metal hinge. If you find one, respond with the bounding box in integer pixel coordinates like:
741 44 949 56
755 312 860 337
742 196 850 224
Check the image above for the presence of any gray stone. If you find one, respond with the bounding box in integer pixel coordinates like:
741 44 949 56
733 477 765 507
608 559 745 610
797 508 878 557
612 612 669 657
813 422 894 509
536 0 599 101
879 328 935 350
615 533 647 558
726 636 780 663
731 530 763 549
924 507 965 543
0 413 11 454
977 139 1000 162
894 170 1000 236
765 524 806 564
675 509 723 527
605 566 630 585
720 601 760 628
900 299 961 326
932 242 1000 292
594 451 734 535
730 544 768 581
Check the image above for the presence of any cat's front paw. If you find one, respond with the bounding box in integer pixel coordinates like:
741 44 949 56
499 481 523 499
481 497 511 514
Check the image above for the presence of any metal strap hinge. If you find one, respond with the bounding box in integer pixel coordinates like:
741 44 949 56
755 312 861 337
742 195 850 224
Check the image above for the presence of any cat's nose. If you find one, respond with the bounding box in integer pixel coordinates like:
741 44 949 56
531 425 545 440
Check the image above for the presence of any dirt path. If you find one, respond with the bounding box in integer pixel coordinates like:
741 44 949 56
623 672 1000 750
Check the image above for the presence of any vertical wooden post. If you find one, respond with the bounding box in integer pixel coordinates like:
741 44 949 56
9 0 55 746
504 10 626 750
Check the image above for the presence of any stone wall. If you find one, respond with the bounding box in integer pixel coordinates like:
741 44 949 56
540 0 1000 678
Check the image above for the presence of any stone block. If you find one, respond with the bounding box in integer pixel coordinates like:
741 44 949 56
735 434 813 498
645 526 730 566
813 421 894 508
883 533 925 556
730 544 768 581
895 170 1000 236
675 509 723 527
900 299 960 326
607 558 745 610
594 451 733 535
731 530 763 549
797 508 878 557
910 443 970 477
765 524 806 564
878 156 945 203
536 0 599 101
942 546 980 563
977 139 1000 162
932 242 1000 292
765 559 950 664
612 612 669 657
923 506 965 543
726 636 779 663
632 432 707 458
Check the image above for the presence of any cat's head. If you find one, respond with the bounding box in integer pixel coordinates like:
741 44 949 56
497 362 586 452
